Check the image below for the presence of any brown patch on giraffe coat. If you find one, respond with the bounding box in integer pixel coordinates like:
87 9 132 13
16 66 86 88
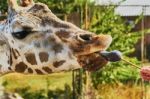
53 60 66 68
34 42 41 48
43 40 49 47
11 40 14 44
29 4 46 12
47 36 63 53
41 16 70 28
8 60 9 64
53 21 70 28
12 48 18 59
25 53 37 65
28 68 33 73
15 62 27 73
70 41 91 55
8 67 12 70
52 43 63 53
55 30 70 38
42 67 52 73
35 69 43 74
48 36 56 42
39 52 49 62
28 3 70 28
9 49 13 65
55 30 70 42
0 64 2 69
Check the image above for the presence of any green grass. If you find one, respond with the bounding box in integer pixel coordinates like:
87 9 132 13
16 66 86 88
1 72 72 92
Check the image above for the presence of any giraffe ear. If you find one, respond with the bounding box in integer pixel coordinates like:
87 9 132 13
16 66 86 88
19 0 34 7
8 0 19 11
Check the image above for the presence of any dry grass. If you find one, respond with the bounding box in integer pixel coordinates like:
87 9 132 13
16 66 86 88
97 83 150 99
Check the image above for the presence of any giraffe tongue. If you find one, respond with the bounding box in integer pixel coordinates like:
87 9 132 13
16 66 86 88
100 50 122 62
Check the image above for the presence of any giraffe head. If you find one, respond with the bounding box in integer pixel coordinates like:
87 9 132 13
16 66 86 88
0 0 112 74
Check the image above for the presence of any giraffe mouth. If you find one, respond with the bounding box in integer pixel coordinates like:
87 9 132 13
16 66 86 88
77 50 122 71
77 51 108 71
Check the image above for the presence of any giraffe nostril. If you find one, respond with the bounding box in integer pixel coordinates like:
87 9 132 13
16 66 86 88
78 34 92 42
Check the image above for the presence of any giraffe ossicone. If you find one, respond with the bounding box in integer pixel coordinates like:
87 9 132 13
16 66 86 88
0 0 112 75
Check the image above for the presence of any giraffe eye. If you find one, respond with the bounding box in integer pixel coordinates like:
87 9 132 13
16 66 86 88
12 26 33 39
12 31 31 39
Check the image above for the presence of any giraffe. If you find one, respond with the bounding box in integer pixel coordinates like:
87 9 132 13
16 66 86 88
0 85 23 99
0 0 112 75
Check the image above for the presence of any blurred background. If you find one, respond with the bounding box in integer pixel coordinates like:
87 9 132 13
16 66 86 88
0 0 150 99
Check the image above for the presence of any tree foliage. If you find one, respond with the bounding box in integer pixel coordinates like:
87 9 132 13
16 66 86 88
0 0 88 14
89 6 141 53
88 6 141 85
0 0 7 13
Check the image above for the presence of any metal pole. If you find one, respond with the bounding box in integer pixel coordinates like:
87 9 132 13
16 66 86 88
141 5 147 99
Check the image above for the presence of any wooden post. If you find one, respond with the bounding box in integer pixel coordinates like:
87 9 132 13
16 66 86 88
83 1 97 99
85 0 88 30
64 14 68 21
